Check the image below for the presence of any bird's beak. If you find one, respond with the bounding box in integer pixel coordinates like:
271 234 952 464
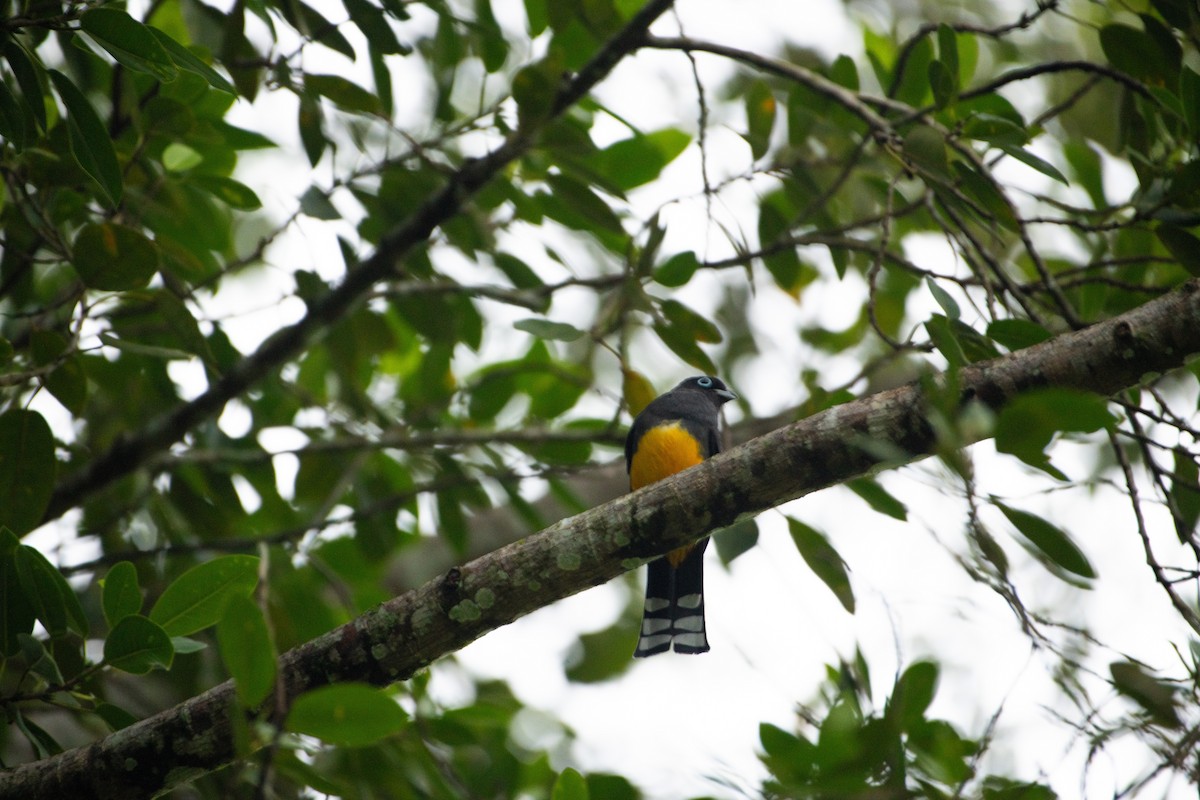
716 388 737 402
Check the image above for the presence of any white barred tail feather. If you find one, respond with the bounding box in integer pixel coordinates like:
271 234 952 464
633 541 709 657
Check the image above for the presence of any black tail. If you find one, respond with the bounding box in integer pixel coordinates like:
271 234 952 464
634 540 710 657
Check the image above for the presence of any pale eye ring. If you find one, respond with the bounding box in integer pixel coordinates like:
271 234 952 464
697 377 713 388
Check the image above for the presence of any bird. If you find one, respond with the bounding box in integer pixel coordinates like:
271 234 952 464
625 375 736 657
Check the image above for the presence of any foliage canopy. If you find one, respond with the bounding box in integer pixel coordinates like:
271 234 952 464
2 0 1200 796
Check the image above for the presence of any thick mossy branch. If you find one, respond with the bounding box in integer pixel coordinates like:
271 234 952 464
6 282 1200 800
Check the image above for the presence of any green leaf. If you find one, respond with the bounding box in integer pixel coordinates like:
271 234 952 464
49 70 124 207
926 314 999 368
545 173 624 235
0 79 30 150
654 319 718 375
962 114 1027 147
847 478 908 521
928 59 956 109
149 555 260 636
926 277 960 320
1181 67 1200 139
745 79 776 160
714 518 759 566
19 633 64 684
13 710 62 758
29 331 88 415
0 529 37 655
552 768 590 800
788 518 855 613
16 545 88 637
1110 660 1181 727
937 23 959 86
952 162 1018 231
1169 447 1200 542
80 9 178 81
565 613 638 683
903 124 949 178
514 317 586 341
888 660 939 731
986 319 1051 351
999 145 1068 185
148 27 237 94
1156 225 1200 276
3 41 46 132
286 683 407 746
306 73 384 115
217 595 276 707
0 410 56 536
299 96 326 166
104 615 174 674
72 222 160 291
101 562 142 627
162 142 203 172
592 129 690 191
300 185 340 220
193 176 262 210
995 502 1096 579
654 250 700 288
95 702 140 731
1099 23 1173 84
660 300 721 343
994 389 1115 476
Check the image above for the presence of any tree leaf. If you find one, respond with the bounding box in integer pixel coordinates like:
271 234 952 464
999 145 1068 185
592 129 690 191
660 299 722 343
48 69 123 207
286 683 407 746
887 660 939 731
1110 660 1181 727
1169 447 1200 543
101 562 142 628
80 8 178 81
104 615 174 674
3 40 46 132
148 555 260 636
654 250 700 288
745 79 776 160
0 410 56 536
994 389 1115 476
16 544 88 637
653 319 717 375
73 222 160 291
986 319 1051 351
847 478 908 521
217 594 276 707
514 317 586 341
1156 225 1200 276
714 518 759 566
0 529 36 656
995 501 1097 579
552 767 590 800
306 74 384 115
148 27 236 94
788 518 855 613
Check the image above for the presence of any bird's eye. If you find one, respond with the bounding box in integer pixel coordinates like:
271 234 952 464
697 377 713 388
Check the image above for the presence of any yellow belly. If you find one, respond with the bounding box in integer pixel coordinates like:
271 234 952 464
629 421 704 491
629 422 705 568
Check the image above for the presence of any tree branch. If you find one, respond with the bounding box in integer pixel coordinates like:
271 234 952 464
7 281 1200 799
39 0 678 529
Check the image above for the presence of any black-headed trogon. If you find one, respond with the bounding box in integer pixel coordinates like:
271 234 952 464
625 375 736 657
